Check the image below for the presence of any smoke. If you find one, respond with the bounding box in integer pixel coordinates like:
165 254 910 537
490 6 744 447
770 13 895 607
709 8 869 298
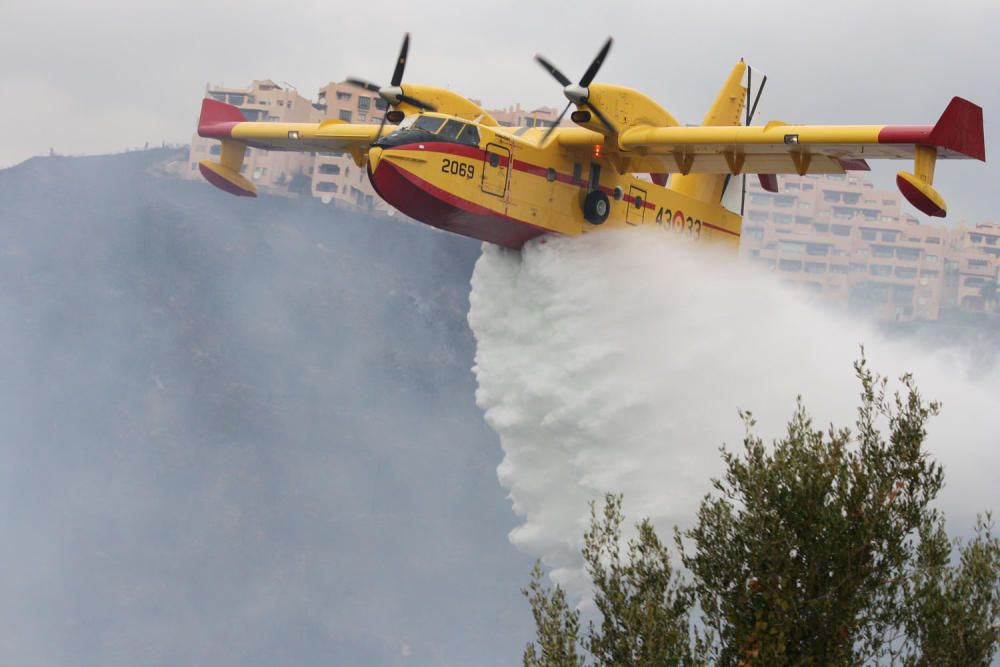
468 227 1000 594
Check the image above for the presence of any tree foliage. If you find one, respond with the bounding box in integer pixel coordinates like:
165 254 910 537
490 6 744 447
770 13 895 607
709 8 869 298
582 495 693 666
521 359 1000 666
523 561 584 667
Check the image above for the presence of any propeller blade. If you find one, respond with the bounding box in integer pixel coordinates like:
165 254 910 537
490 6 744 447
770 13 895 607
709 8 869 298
584 100 615 134
538 101 572 146
578 37 612 87
345 78 382 94
534 54 572 87
397 93 436 112
391 33 410 87
373 112 389 145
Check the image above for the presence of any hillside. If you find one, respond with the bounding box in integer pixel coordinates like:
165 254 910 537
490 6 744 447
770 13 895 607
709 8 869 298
0 149 531 666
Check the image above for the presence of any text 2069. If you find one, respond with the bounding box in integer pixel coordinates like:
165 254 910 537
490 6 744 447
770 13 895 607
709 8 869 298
442 158 474 179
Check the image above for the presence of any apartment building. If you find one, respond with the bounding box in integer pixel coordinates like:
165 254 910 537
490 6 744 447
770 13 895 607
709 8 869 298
740 173 998 321
946 223 1000 313
309 81 391 211
489 103 563 128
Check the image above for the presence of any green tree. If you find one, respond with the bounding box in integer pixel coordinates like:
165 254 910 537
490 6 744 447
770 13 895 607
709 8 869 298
902 514 1000 666
523 561 584 667
680 358 949 664
522 358 1000 666
582 495 694 666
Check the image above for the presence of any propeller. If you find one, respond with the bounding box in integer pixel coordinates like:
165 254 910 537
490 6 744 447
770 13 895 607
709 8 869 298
534 38 615 145
345 33 437 143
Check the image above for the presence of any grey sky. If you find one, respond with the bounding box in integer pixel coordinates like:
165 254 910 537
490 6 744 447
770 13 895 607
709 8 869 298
2 0 997 221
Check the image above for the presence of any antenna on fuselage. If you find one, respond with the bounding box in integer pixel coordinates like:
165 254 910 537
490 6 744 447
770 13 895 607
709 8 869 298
740 66 768 215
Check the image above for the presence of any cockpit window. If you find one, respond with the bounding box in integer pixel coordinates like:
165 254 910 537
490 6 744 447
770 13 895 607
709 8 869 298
437 120 464 142
438 119 480 147
374 114 481 149
457 124 480 147
412 116 446 133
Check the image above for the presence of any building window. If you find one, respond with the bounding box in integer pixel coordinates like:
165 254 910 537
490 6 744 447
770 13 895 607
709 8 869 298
336 91 352 101
319 163 341 175
339 110 352 122
375 98 388 110
893 286 915 305
316 181 338 193
870 264 892 277
358 96 371 110
871 245 893 259
210 144 221 155
807 244 829 256
805 262 826 274
779 259 802 272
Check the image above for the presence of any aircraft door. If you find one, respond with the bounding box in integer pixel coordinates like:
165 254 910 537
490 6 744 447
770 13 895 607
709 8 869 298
481 144 510 197
626 185 647 225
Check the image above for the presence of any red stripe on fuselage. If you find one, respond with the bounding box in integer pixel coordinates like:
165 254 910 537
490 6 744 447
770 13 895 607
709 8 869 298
368 155 548 249
381 141 739 240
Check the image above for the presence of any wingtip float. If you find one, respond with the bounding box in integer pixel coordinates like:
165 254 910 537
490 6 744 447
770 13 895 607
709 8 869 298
195 36 985 248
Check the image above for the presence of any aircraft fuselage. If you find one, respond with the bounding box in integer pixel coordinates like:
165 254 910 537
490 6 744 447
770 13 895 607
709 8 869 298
367 115 742 250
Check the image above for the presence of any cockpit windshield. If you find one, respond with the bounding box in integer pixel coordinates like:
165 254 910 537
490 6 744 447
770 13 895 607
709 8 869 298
413 116 446 134
375 114 481 149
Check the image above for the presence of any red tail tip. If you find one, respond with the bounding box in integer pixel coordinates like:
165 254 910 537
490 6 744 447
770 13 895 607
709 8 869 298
198 98 246 139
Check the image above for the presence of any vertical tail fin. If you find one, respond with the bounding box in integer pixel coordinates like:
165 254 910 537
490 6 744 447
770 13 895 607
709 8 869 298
670 61 749 204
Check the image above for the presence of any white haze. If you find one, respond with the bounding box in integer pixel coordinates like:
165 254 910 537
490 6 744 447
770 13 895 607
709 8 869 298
468 228 1000 595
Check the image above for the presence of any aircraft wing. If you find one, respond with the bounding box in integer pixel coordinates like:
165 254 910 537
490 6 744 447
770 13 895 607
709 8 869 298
563 96 984 217
196 98 381 196
613 97 984 170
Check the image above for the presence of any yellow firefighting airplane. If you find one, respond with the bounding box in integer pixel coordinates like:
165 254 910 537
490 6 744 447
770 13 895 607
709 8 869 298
197 35 985 250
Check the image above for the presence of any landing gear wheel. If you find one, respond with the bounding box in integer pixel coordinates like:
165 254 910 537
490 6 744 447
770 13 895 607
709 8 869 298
583 190 610 225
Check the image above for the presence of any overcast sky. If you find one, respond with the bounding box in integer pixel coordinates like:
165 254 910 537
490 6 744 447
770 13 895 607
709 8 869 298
2 0 997 222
